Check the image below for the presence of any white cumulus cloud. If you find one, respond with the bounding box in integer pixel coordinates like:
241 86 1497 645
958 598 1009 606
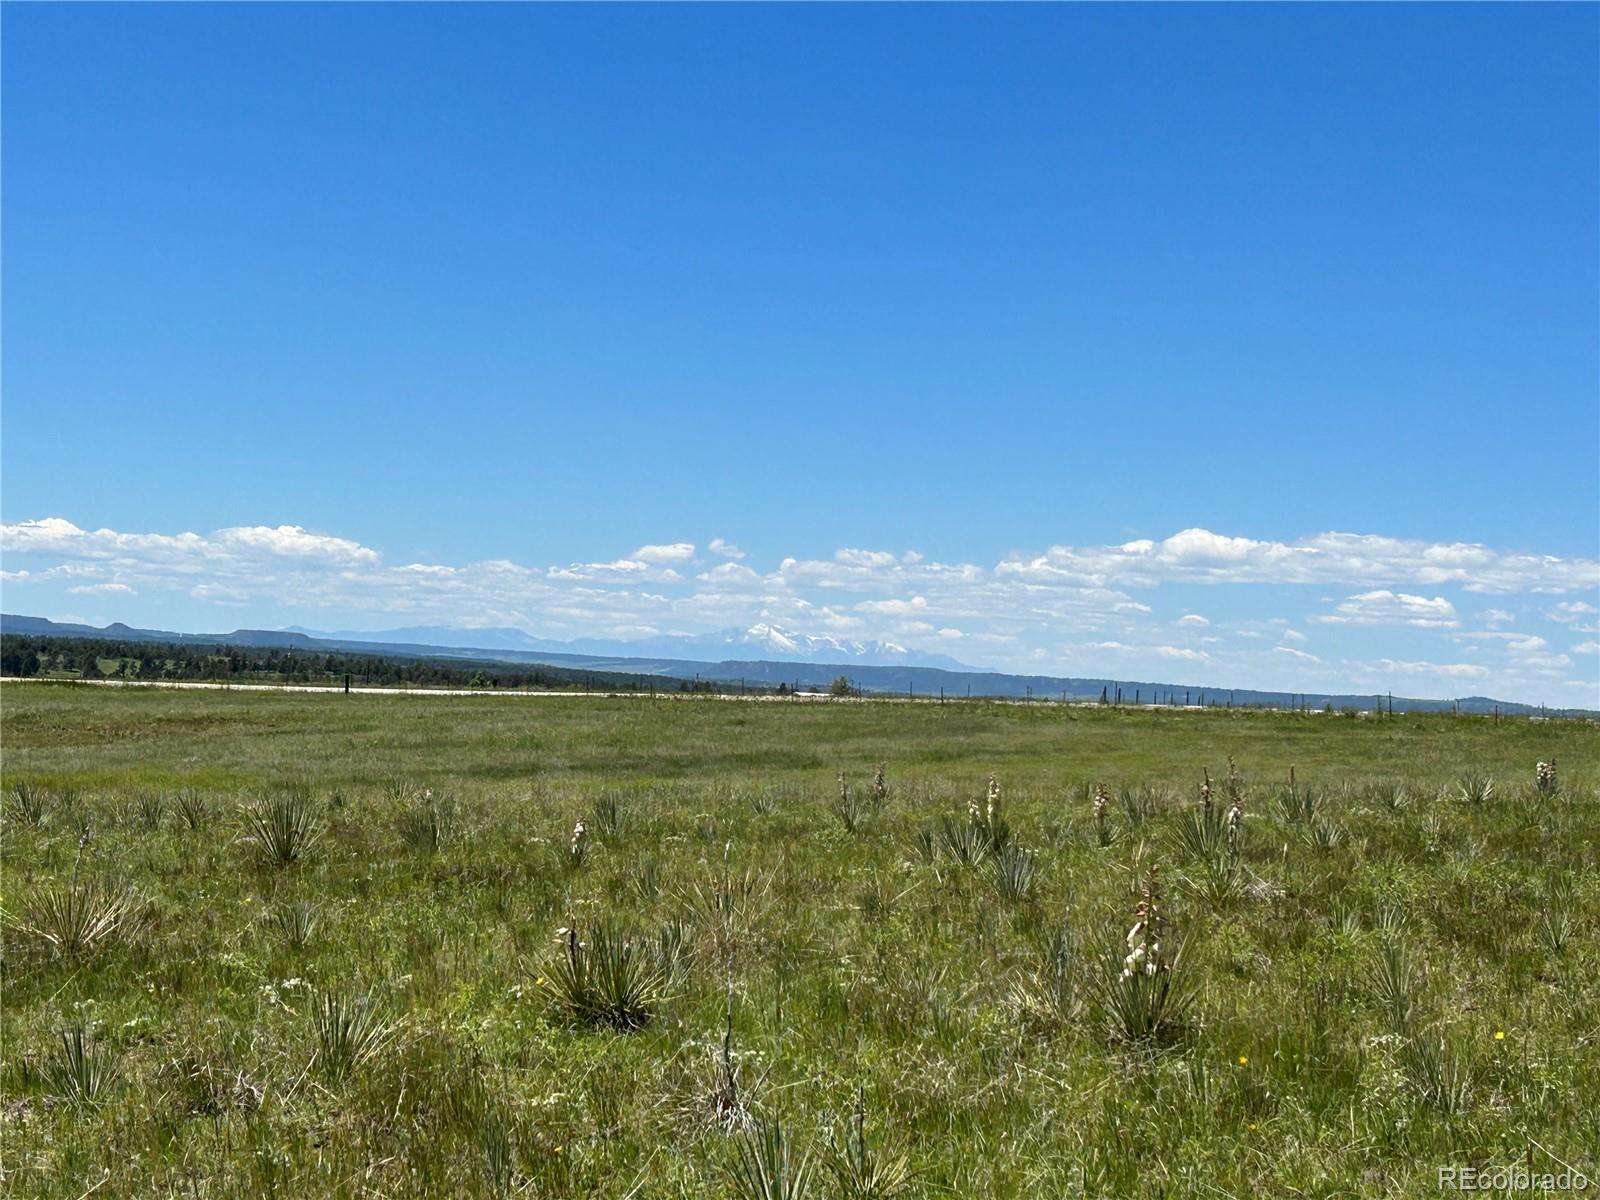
1311 590 1459 629
631 542 696 564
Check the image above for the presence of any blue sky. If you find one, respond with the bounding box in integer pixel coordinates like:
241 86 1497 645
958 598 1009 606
3 4 1596 704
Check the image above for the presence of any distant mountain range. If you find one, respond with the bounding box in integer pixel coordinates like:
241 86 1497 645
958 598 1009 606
284 621 975 670
2 613 1589 717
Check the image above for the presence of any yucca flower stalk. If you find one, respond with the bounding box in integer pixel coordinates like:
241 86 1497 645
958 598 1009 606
964 775 1012 854
1226 791 1245 861
1535 760 1558 796
870 763 887 812
1123 868 1167 979
566 819 590 870
1224 756 1242 809
1092 783 1112 847
1176 771 1228 859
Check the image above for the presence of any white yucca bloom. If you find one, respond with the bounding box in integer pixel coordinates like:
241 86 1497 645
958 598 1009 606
986 775 1001 826
1535 760 1558 795
1122 870 1168 978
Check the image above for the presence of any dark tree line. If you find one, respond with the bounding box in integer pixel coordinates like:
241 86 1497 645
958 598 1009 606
0 634 725 694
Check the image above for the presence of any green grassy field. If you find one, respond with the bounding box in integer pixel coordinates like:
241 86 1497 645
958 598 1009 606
2 682 1596 1198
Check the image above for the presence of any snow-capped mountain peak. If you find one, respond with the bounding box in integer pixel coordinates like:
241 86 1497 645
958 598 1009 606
277 621 974 670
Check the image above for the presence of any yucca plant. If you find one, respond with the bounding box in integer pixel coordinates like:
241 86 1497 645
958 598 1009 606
936 813 989 867
593 791 627 839
42 1026 119 1106
270 900 319 951
1402 1034 1475 1114
729 1117 814 1200
311 990 396 1081
384 779 424 805
480 1107 517 1194
1370 937 1417 1032
986 843 1038 903
972 775 1014 853
534 923 668 1031
1089 868 1194 1044
1457 772 1495 806
174 789 212 830
1277 780 1320 825
1117 784 1164 828
133 790 167 832
1174 803 1228 860
1537 876 1576 959
6 879 141 958
632 858 663 902
1009 923 1082 1030
825 1091 916 1199
679 867 772 958
869 763 888 813
1371 904 1412 942
834 774 865 834
9 781 46 828
1181 854 1249 912
241 790 323 867
1373 782 1409 812
1093 937 1195 1044
653 916 691 984
397 790 455 853
1301 815 1347 852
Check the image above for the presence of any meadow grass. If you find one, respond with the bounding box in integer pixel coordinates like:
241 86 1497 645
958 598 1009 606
1 682 1596 1197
